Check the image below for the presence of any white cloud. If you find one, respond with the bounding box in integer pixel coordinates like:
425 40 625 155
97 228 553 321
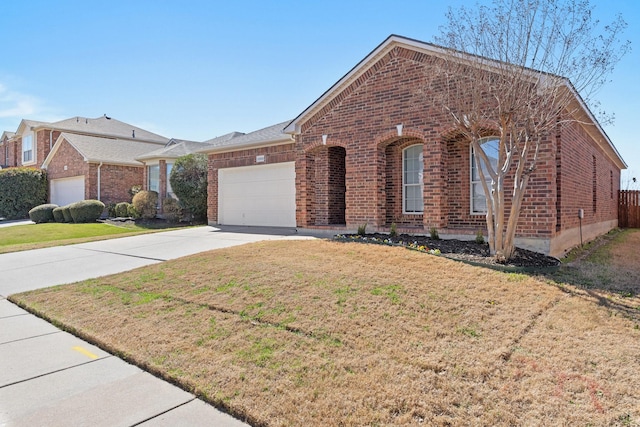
0 83 41 118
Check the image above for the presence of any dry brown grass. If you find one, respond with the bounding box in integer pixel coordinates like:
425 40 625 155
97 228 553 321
10 238 640 426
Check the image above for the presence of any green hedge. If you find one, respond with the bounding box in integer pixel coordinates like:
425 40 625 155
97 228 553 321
0 168 48 219
28 204 59 223
60 205 73 223
52 206 65 223
68 200 106 223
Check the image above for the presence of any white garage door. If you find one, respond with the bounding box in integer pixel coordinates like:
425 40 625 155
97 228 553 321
51 176 85 206
218 162 296 227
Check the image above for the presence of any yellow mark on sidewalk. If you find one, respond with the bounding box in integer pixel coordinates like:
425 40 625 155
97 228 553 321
72 346 99 359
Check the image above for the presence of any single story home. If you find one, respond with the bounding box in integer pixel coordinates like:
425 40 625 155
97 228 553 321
202 35 626 258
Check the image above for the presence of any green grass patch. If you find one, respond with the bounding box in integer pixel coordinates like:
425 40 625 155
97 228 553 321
0 222 183 254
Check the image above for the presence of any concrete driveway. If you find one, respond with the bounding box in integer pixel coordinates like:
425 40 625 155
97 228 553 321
0 225 311 426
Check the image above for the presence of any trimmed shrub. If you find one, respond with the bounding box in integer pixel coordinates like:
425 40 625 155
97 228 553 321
132 190 158 219
52 207 65 223
28 204 58 224
106 203 117 218
60 205 73 223
0 167 48 219
115 202 132 218
68 200 105 223
162 198 183 223
169 154 208 221
128 204 140 219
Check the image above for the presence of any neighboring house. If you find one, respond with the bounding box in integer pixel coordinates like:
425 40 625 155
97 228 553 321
136 132 244 213
203 35 626 257
1 115 169 206
0 131 16 168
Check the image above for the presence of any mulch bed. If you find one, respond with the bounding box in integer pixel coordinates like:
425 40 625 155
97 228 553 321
336 233 560 269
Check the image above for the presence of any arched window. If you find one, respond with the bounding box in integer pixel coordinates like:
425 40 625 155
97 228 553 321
403 144 424 213
471 137 499 214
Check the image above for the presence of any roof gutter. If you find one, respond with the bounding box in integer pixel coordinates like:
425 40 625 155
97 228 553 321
197 136 294 155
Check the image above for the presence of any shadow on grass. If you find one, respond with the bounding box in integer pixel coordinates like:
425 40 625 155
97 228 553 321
529 229 640 324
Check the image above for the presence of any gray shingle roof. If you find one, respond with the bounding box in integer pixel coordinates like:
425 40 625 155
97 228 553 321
57 133 167 166
136 139 215 161
39 116 168 144
202 131 245 145
199 121 292 153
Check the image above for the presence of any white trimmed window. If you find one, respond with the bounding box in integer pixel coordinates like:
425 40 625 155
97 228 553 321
148 164 160 193
22 134 34 164
403 144 424 213
471 137 499 214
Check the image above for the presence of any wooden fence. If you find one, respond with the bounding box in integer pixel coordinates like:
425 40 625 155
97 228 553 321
619 190 640 228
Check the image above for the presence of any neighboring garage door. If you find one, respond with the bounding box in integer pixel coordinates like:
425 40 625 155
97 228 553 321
218 162 296 227
50 176 85 206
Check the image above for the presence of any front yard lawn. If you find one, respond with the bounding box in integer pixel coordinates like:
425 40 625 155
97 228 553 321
10 238 640 426
0 222 183 254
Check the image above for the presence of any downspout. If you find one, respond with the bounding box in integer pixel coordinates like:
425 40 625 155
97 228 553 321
97 162 103 201
49 130 53 150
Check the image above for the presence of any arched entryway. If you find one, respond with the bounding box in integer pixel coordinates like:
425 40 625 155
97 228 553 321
311 145 346 226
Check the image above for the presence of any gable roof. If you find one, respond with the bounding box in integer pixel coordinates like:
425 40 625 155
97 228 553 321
1 131 15 142
199 121 292 154
42 133 166 168
284 34 626 169
14 115 168 144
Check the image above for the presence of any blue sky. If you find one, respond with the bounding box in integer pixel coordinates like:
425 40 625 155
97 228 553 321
1 0 638 184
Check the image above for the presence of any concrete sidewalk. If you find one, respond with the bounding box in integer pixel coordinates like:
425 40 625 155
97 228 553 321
0 225 311 426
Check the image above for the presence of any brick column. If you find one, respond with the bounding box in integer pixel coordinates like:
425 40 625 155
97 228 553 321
423 140 447 229
295 153 315 227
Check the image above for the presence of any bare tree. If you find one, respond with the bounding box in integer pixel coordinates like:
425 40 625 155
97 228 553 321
432 0 630 261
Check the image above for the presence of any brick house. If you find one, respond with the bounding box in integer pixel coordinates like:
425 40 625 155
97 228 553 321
204 35 626 257
136 132 244 214
1 115 168 206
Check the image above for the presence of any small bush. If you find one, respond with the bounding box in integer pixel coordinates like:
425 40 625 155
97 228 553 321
28 204 58 223
106 203 117 218
357 223 367 236
68 200 105 223
128 204 140 219
430 227 440 240
115 202 132 218
389 222 398 238
132 190 158 219
162 198 183 223
60 205 73 223
475 229 485 244
52 207 65 223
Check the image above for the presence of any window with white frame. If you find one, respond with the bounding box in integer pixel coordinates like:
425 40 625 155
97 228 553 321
22 134 34 163
403 144 424 213
148 164 160 193
471 137 499 214
166 162 174 197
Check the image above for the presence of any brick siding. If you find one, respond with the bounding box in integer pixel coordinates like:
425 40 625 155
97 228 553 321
46 138 143 205
292 45 615 241
207 143 296 223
